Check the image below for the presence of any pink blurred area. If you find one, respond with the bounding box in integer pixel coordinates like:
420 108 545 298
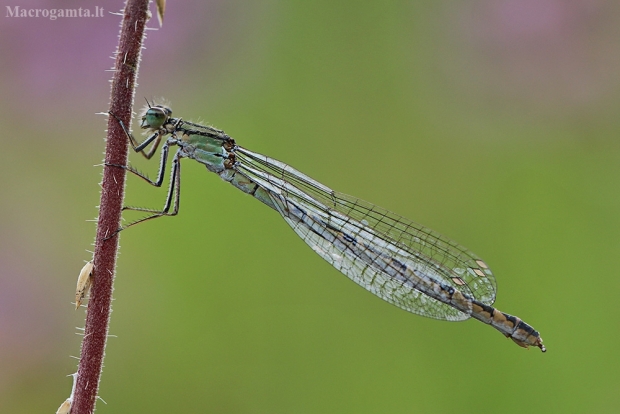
0 0 235 126
444 0 620 118
0 244 65 387
0 0 233 406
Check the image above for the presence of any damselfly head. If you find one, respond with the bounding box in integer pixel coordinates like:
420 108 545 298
141 105 172 130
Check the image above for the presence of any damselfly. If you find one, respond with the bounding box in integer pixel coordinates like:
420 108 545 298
108 103 546 352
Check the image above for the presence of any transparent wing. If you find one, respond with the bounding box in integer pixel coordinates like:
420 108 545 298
235 147 497 320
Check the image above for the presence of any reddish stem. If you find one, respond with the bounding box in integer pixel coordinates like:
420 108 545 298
72 1 149 412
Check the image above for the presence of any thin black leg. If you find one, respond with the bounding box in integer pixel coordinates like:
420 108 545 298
107 139 171 187
122 151 182 218
109 111 163 159
104 149 183 240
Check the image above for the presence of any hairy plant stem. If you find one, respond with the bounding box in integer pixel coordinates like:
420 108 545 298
72 1 149 412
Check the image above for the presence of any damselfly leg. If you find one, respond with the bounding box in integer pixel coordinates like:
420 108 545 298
104 111 183 238
109 111 164 159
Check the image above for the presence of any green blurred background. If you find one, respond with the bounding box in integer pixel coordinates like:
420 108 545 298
1 1 619 412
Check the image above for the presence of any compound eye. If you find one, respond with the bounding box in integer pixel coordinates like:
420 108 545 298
141 106 171 129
